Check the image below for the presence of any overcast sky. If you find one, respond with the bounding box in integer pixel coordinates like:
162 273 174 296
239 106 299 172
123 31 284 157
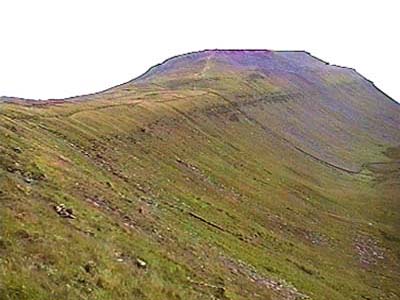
0 0 399 102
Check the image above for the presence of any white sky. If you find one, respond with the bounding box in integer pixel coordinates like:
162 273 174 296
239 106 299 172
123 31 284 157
0 0 399 101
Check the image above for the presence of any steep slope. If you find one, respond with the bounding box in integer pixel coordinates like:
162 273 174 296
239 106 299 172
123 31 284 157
0 50 399 300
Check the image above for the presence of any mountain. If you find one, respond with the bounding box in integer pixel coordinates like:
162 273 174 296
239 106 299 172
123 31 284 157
0 50 399 300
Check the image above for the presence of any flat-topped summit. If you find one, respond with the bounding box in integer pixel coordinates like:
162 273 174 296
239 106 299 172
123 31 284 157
134 49 336 83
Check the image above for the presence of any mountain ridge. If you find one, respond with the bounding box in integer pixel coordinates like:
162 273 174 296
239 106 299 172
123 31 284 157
2 50 397 104
0 50 399 300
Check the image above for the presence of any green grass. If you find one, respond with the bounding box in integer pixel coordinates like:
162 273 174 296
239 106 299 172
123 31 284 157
1 58 399 300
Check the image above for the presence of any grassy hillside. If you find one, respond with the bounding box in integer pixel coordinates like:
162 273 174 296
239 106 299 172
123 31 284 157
0 50 399 300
